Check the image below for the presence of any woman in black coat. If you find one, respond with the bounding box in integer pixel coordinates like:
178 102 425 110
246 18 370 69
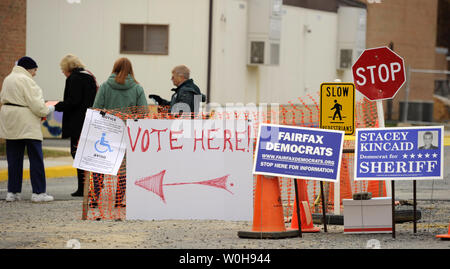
55 54 98 196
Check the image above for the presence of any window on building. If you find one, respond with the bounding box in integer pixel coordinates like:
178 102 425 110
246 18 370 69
120 24 169 55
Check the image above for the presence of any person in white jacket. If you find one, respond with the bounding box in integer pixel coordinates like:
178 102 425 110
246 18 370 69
0 56 55 203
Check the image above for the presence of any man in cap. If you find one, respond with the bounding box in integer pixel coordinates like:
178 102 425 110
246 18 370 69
0 56 55 202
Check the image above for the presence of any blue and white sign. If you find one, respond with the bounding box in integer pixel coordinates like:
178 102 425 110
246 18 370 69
355 126 444 181
253 124 345 182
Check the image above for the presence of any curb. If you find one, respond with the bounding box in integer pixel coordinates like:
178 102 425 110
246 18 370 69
0 165 77 182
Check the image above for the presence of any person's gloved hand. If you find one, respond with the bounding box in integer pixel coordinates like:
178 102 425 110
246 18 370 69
47 105 55 116
149 94 163 104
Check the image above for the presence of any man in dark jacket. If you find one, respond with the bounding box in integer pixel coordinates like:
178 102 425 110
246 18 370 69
149 65 205 116
55 54 97 196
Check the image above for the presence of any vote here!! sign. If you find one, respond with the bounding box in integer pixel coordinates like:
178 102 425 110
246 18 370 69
253 124 345 182
125 119 253 221
355 126 444 181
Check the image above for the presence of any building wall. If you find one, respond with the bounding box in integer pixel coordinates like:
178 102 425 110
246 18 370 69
258 6 340 104
362 0 441 121
210 0 249 105
210 2 343 105
23 0 362 110
26 0 210 102
0 0 26 88
5 0 447 123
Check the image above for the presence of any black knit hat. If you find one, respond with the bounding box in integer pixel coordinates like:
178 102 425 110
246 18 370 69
17 56 38 70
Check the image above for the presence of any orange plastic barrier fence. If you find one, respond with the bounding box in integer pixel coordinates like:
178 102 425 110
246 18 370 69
83 93 384 220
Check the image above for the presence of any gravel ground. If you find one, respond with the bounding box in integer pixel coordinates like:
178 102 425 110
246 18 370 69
0 196 449 249
0 143 449 250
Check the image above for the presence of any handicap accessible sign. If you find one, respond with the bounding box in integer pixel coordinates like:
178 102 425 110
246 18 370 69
253 124 345 182
73 109 127 175
355 126 444 181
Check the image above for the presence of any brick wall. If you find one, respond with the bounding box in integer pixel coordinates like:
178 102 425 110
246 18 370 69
360 0 441 121
0 0 26 87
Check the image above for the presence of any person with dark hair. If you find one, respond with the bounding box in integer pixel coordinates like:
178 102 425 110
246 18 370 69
92 57 148 208
149 65 205 117
419 131 438 149
55 54 98 197
0 56 54 202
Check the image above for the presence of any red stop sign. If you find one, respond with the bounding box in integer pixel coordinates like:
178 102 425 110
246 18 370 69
352 47 406 101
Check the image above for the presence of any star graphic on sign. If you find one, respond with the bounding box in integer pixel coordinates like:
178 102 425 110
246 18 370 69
432 153 438 158
417 153 423 158
425 153 430 158
410 153 415 158
403 153 408 159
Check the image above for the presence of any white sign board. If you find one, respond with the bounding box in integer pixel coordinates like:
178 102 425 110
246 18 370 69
126 119 253 221
73 109 127 175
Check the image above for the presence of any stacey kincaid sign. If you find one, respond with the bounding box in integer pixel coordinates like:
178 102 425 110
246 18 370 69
253 124 345 182
355 126 444 181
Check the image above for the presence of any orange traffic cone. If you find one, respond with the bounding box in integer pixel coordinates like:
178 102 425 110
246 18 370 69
328 157 353 206
290 179 320 233
436 221 450 240
238 175 299 239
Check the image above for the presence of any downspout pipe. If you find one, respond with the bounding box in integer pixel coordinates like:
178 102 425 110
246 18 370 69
206 0 213 104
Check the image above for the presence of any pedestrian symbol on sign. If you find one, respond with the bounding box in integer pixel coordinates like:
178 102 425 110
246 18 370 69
331 100 343 121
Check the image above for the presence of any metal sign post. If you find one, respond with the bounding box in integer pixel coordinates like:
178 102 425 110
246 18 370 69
352 47 406 239
320 181 328 232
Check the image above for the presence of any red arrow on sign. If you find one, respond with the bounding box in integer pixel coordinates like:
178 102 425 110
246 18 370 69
135 170 234 203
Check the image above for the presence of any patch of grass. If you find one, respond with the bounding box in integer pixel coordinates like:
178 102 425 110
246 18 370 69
42 149 71 158
384 120 398 127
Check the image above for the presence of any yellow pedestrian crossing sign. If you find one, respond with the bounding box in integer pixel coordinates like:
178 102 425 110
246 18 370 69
320 83 355 135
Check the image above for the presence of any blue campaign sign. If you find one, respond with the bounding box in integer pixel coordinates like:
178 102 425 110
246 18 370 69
355 126 444 181
253 124 345 182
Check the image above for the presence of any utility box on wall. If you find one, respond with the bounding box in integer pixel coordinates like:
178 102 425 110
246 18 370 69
247 0 282 65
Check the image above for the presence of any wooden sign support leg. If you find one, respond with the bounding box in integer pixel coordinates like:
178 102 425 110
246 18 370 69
82 170 90 220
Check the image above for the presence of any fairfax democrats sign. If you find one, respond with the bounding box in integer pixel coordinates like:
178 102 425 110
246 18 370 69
253 124 344 182
355 126 444 181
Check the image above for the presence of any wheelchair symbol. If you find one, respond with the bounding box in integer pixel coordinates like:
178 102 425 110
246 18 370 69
95 133 113 153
